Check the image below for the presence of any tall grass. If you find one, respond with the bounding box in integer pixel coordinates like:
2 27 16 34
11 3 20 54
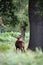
0 32 43 65
0 32 29 51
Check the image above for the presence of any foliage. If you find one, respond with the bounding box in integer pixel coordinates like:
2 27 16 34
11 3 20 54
0 32 43 65
0 47 43 65
0 0 29 27
0 44 10 51
32 0 43 15
0 32 29 51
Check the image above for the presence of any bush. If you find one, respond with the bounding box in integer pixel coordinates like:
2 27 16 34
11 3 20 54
0 44 10 51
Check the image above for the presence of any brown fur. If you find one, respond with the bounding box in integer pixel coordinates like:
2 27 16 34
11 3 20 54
15 38 25 52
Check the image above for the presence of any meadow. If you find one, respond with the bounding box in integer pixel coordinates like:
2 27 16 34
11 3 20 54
0 32 43 65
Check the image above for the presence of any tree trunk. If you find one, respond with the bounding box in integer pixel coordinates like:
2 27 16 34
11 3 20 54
20 23 26 40
20 27 25 40
20 22 27 40
28 0 43 51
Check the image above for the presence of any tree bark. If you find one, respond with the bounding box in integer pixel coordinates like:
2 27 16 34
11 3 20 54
20 22 27 40
28 0 43 51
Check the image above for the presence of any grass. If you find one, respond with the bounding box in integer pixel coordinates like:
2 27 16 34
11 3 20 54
0 49 43 65
0 32 43 65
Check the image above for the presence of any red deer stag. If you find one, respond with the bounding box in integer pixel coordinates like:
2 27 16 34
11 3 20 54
15 37 25 52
